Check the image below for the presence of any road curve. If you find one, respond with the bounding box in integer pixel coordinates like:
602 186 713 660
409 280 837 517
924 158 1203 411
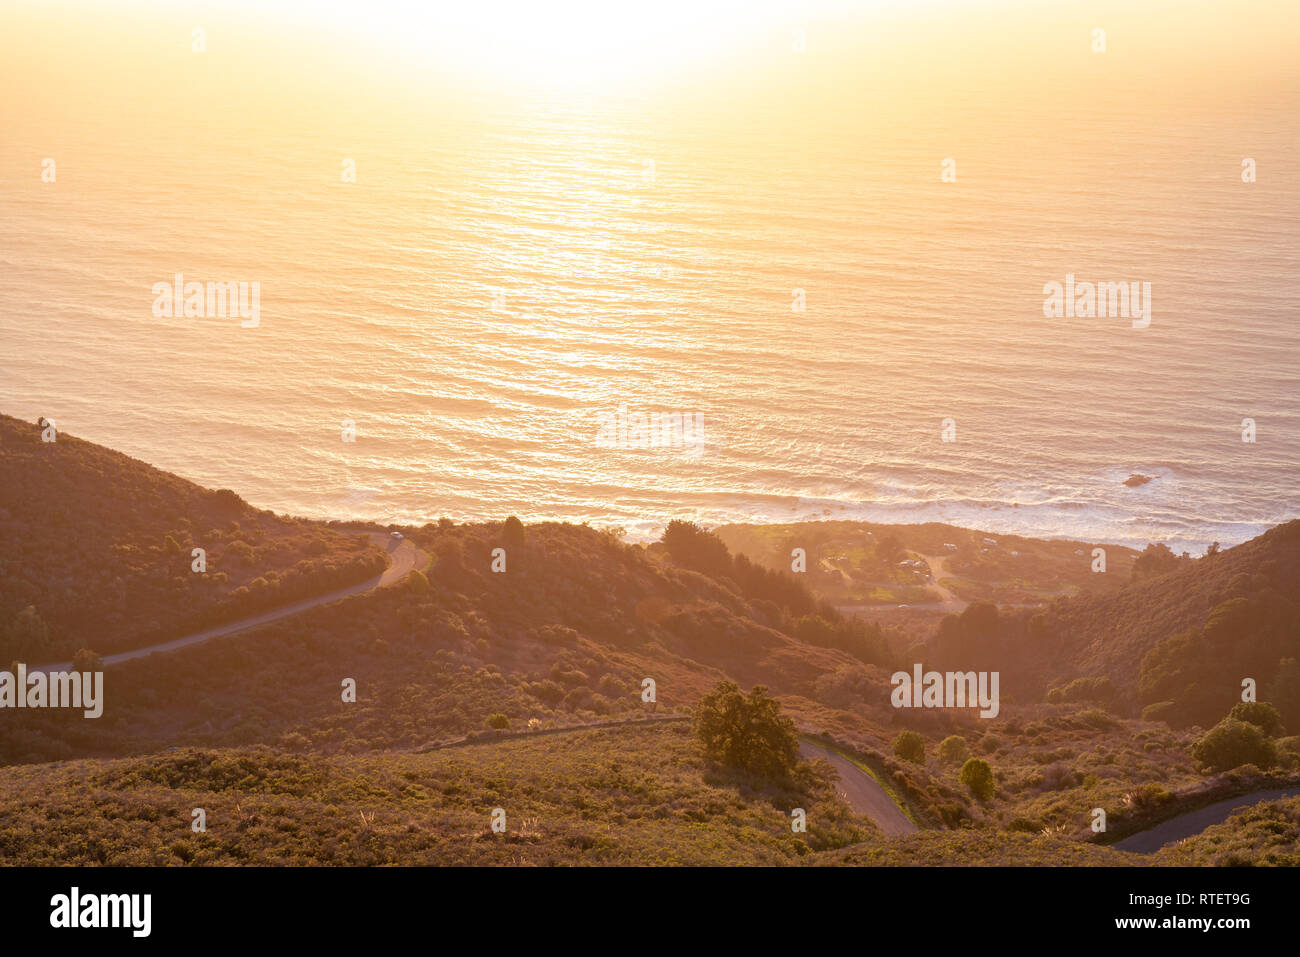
1114 787 1300 853
799 740 918 836
34 534 426 672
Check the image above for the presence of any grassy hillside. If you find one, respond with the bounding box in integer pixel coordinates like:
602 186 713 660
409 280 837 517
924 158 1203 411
3 423 1298 865
0 724 872 865
0 721 1191 867
1156 795 1300 866
0 413 385 661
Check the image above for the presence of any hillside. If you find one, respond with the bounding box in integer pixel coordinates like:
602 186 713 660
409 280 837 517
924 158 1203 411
1009 521 1300 724
0 724 874 865
715 520 1142 609
0 413 385 661
0 722 1170 867
2 424 1298 865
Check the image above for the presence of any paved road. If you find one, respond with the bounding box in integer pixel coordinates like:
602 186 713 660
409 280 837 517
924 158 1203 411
1114 787 1300 853
799 740 918 836
34 534 426 672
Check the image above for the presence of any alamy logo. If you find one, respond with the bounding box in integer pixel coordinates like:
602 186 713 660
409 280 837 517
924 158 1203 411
595 403 706 456
0 665 103 718
151 273 260 327
50 887 150 937
1043 274 1151 328
891 664 1000 718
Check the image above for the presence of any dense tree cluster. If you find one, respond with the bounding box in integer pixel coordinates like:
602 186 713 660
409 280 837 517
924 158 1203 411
660 520 893 666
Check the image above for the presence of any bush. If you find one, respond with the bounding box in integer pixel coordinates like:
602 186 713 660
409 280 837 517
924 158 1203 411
960 758 995 800
1229 701 1285 737
937 735 969 764
1053 676 1117 706
71 648 103 672
1192 718 1277 772
893 730 925 764
1125 782 1173 810
694 680 798 779
485 713 510 730
1276 736 1300 769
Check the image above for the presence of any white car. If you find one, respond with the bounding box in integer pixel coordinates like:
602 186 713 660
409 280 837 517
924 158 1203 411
390 531 403 540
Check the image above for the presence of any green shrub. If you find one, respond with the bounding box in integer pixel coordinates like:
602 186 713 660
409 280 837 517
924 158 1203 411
1275 736 1300 769
1192 718 1277 772
485 713 510 730
1125 782 1174 810
937 735 969 764
1056 676 1117 705
892 731 925 764
1229 701 1285 737
960 758 995 800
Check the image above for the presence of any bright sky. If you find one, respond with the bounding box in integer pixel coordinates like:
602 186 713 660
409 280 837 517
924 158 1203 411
277 0 839 88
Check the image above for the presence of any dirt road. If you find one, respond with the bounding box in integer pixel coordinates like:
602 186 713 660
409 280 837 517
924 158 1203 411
34 533 426 671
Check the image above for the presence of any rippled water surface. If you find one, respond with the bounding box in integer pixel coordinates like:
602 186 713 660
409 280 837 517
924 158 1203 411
2 2 1297 551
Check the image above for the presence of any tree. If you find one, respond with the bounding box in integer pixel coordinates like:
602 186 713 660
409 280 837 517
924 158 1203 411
960 758 995 800
485 713 510 730
661 520 733 580
958 601 1000 640
211 488 245 515
694 680 799 778
1229 701 1285 738
1192 718 1277 772
1131 542 1186 581
937 735 970 764
432 538 464 575
502 516 526 549
893 730 925 764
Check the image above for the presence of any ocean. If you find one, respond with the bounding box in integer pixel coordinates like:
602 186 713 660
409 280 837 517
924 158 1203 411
2 1 1297 553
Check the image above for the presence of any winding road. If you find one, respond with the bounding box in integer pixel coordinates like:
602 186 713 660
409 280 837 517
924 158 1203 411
27 530 914 841
799 740 918 836
1114 787 1300 853
34 533 426 672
